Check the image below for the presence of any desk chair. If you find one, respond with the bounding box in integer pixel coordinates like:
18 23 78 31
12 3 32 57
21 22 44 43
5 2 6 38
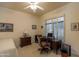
39 37 51 54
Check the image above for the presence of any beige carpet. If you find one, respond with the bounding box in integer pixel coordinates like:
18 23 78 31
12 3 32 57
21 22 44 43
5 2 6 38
17 43 61 57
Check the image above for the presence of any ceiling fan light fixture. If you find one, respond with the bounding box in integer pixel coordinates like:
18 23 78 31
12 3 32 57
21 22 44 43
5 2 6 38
24 2 44 12
30 4 37 12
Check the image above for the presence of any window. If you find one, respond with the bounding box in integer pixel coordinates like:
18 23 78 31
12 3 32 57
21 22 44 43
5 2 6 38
57 17 64 41
45 16 64 41
45 19 53 36
53 19 58 39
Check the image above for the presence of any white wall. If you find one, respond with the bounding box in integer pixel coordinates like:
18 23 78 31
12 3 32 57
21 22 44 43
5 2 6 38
40 3 79 55
0 7 40 48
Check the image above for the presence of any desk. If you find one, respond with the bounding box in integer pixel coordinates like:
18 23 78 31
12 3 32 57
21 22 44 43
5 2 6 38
39 36 62 54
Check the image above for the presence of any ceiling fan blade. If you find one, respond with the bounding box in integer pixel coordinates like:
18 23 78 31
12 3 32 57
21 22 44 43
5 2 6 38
36 5 44 10
24 5 31 9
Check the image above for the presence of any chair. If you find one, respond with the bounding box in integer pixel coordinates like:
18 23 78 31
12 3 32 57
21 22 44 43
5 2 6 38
47 33 53 37
60 43 71 57
51 40 62 54
39 37 51 54
47 33 55 40
35 35 42 43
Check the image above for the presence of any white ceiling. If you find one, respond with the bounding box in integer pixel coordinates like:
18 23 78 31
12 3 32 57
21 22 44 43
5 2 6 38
0 2 69 16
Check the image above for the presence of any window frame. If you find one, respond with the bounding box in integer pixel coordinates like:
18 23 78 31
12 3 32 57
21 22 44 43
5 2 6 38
45 16 65 42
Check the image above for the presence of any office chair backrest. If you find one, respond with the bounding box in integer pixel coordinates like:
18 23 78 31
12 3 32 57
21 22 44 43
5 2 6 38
47 33 53 37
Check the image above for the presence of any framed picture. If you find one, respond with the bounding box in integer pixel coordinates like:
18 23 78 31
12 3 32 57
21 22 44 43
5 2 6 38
71 23 79 31
32 25 37 29
41 26 43 29
0 23 13 32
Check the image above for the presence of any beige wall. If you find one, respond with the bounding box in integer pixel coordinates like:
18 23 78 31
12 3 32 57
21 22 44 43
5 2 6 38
40 3 79 55
0 7 40 48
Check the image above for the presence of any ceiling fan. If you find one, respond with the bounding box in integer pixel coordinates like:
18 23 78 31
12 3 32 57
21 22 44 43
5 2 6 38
24 2 44 12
